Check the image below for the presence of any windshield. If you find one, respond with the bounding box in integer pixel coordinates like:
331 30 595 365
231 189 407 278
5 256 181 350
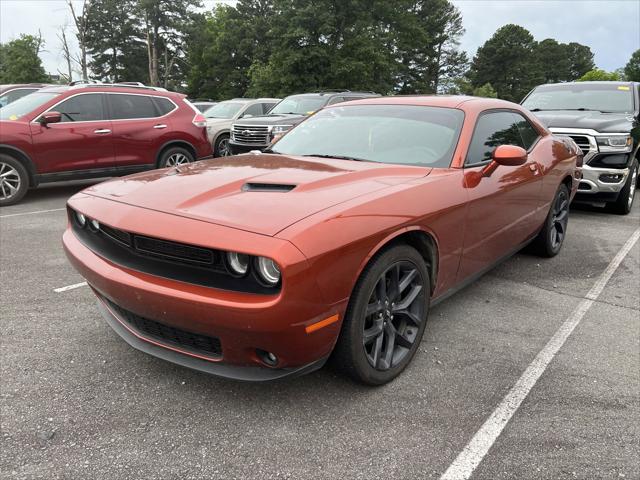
0 92 59 120
522 84 634 113
270 95 327 115
271 105 464 168
204 101 244 119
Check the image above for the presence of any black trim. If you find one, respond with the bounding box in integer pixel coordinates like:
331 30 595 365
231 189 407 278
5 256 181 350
35 164 152 183
97 299 328 382
574 191 621 203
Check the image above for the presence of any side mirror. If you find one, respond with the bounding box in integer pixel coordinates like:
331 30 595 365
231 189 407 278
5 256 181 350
492 145 527 166
39 111 62 126
241 114 253 119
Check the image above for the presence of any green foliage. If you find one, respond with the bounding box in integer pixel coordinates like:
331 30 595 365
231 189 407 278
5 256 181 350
0 35 48 83
624 49 640 82
578 68 622 81
472 83 497 98
85 0 148 83
534 39 594 84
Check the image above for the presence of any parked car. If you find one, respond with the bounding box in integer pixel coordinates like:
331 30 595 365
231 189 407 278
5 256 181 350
228 91 380 154
0 83 212 206
63 95 581 384
204 98 280 157
0 83 51 107
522 81 639 214
189 99 217 112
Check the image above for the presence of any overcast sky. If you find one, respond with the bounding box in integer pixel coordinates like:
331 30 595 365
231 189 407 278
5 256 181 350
0 0 638 79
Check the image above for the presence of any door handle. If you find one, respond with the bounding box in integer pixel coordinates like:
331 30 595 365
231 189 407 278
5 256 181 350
94 129 111 134
153 124 167 129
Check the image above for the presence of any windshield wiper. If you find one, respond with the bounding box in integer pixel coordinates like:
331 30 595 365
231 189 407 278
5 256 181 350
301 153 370 162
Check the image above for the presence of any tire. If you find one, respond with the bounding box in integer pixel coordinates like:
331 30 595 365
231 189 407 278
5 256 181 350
332 244 430 385
158 146 194 168
607 159 638 215
0 154 29 206
530 183 570 258
214 134 232 158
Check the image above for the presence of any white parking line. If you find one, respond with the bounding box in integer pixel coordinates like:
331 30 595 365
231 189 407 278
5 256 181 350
0 208 66 219
53 281 88 293
440 227 640 480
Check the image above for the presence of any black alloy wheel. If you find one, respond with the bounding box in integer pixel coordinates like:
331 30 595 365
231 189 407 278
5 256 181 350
549 187 569 251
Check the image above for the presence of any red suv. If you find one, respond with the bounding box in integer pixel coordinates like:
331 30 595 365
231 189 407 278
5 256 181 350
0 83 212 205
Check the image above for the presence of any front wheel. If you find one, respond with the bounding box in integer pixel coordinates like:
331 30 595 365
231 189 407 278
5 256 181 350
0 154 29 206
214 134 232 157
607 159 637 215
332 245 430 385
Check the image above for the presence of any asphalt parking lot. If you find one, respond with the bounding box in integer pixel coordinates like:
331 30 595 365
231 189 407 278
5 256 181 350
1 180 638 480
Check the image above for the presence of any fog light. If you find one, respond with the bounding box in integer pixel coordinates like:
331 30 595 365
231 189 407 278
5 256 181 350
75 211 86 227
599 173 623 183
257 349 278 367
89 219 100 231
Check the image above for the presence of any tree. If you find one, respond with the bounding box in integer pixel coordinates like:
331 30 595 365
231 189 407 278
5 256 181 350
0 35 49 83
469 24 543 102
138 0 202 89
535 39 594 83
84 0 148 82
578 69 622 81
624 49 640 82
472 83 497 98
68 0 92 81
57 26 74 83
565 42 595 80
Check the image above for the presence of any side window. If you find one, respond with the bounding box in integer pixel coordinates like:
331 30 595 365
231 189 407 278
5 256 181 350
465 111 523 165
512 112 539 150
153 97 176 116
109 94 158 120
0 88 38 106
54 94 105 122
240 103 263 118
327 96 345 106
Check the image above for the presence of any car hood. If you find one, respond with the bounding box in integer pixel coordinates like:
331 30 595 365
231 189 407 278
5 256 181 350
233 114 307 127
82 154 431 236
531 110 634 133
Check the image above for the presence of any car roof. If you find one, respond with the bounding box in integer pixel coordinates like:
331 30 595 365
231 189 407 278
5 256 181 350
534 81 639 88
38 84 183 98
334 95 522 110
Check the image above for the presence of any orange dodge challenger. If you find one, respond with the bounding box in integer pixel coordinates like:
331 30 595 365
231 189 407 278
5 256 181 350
63 96 582 384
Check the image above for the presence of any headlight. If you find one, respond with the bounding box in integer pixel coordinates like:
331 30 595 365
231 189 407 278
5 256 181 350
596 135 632 153
75 211 86 228
256 257 281 286
272 125 293 136
89 219 100 231
226 251 250 276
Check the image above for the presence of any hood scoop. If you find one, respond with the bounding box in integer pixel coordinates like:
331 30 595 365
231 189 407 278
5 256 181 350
241 182 297 193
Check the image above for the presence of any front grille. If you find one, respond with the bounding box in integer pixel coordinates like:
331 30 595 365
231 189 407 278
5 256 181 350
104 297 222 358
232 124 270 145
568 135 592 156
134 235 214 266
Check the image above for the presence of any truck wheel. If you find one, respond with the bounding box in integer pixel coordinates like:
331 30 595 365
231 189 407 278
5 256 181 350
0 154 29 206
214 134 231 157
607 159 637 215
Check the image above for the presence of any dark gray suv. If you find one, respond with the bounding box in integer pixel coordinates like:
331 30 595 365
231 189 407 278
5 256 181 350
229 91 379 154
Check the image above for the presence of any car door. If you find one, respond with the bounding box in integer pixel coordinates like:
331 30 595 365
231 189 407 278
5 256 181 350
29 93 114 174
107 93 174 168
458 110 543 281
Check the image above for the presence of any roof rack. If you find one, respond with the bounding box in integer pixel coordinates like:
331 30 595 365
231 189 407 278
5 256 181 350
67 80 167 92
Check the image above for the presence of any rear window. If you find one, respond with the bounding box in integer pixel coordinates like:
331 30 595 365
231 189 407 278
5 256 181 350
0 92 59 121
109 94 158 119
153 97 176 116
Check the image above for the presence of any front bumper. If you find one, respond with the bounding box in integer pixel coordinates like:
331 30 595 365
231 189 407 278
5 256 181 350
229 141 268 155
62 197 344 381
575 164 629 200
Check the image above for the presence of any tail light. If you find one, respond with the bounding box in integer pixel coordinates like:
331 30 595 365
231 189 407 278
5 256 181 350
192 113 207 128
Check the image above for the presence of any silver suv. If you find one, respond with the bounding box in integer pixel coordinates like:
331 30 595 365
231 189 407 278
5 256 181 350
203 98 280 157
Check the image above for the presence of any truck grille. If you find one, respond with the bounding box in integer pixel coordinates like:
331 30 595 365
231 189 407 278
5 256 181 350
232 124 270 145
567 135 592 156
104 297 222 358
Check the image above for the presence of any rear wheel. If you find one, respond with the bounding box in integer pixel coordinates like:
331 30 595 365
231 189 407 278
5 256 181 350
158 146 194 168
530 183 570 258
0 154 29 206
607 159 637 215
332 245 430 385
